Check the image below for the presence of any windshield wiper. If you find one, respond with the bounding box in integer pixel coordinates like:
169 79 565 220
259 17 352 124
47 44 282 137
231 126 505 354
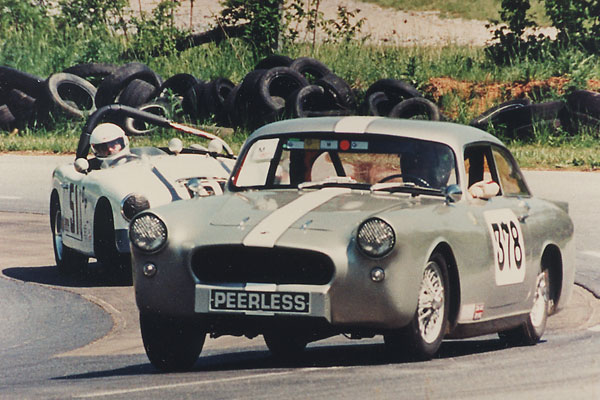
298 176 364 190
370 181 442 195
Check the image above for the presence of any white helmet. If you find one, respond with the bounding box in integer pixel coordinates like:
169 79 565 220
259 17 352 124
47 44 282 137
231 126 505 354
90 123 130 159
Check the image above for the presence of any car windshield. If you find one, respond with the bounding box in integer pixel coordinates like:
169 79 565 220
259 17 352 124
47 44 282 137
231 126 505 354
231 134 457 193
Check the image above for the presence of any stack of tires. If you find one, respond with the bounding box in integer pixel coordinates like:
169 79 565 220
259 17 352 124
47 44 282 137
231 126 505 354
2 57 599 137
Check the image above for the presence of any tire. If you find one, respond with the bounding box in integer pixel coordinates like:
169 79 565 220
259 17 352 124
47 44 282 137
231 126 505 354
469 98 531 130
263 330 308 359
499 270 548 346
255 66 309 115
140 313 205 372
388 97 441 121
6 89 37 126
95 62 163 108
254 54 293 70
481 101 567 139
63 63 119 81
361 91 393 116
44 72 97 119
118 79 158 107
182 80 208 120
0 65 45 99
365 78 421 104
564 90 600 133
315 73 356 111
50 191 88 274
384 253 449 360
286 84 328 118
0 104 16 130
123 101 170 136
93 199 130 274
222 83 241 127
290 57 332 83
202 77 235 118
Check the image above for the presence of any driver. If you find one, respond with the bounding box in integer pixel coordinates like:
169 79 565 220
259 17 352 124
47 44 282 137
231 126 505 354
400 144 454 189
89 123 131 168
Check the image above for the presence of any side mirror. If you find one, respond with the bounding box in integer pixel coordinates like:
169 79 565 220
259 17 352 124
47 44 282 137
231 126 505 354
444 184 462 204
168 138 184 155
74 158 89 174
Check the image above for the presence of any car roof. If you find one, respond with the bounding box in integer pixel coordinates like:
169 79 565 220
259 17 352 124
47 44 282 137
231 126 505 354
247 116 505 152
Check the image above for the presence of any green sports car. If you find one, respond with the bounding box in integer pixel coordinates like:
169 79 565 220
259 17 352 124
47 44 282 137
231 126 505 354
130 116 575 371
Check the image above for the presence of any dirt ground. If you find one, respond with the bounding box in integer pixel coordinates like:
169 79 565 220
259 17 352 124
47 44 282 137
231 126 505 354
131 0 542 46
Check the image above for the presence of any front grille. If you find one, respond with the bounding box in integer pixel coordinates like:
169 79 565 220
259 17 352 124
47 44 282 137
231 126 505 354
191 245 334 285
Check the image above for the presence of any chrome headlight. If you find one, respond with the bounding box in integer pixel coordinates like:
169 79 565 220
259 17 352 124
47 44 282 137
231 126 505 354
357 218 395 258
129 213 167 252
121 193 150 221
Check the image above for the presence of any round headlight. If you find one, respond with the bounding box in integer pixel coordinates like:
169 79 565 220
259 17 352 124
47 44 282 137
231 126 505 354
121 193 150 221
129 213 167 252
357 218 395 258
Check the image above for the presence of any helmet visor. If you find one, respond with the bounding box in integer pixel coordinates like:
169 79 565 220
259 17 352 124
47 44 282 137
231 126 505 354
92 137 126 157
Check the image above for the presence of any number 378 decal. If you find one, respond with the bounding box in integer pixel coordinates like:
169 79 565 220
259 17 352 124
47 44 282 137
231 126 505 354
484 209 526 286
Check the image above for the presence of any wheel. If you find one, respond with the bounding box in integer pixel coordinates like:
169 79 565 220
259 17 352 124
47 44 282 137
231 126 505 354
140 313 205 372
95 62 162 107
385 254 449 360
263 330 308 359
499 270 548 346
377 173 431 188
365 78 421 104
118 79 158 107
315 73 356 111
50 192 88 274
289 57 331 82
94 200 130 274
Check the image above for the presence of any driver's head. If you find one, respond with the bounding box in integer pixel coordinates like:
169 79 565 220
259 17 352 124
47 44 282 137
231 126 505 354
401 143 454 189
90 123 129 159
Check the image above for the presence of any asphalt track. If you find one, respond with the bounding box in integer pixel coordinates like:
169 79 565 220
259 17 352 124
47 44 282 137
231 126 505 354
1 155 599 399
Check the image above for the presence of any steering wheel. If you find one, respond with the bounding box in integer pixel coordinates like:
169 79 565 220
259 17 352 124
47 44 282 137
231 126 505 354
377 173 431 188
106 153 139 167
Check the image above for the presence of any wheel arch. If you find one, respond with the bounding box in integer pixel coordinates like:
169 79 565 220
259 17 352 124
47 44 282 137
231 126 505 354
540 243 563 315
430 242 461 330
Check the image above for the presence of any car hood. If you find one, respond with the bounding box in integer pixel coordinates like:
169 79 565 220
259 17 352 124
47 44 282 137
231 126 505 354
208 188 443 244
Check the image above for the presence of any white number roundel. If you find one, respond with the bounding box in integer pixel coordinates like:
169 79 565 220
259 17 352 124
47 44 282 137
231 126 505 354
484 209 526 286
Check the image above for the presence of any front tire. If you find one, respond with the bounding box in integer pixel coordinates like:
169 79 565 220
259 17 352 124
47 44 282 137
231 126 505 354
50 192 88 274
140 313 205 372
385 254 449 360
94 200 130 274
499 270 548 346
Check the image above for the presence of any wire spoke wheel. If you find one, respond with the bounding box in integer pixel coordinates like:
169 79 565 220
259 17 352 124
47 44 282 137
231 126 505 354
418 262 446 344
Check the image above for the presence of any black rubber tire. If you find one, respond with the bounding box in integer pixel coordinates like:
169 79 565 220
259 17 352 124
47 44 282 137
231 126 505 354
499 270 548 346
388 97 441 120
290 57 332 83
286 84 329 118
564 90 600 133
95 62 163 108
118 79 159 107
202 77 235 118
6 89 37 126
254 54 293 70
0 104 16 130
255 66 309 114
315 73 356 111
44 72 97 119
235 69 269 127
384 254 449 361
469 98 532 130
159 73 199 97
366 78 421 105
140 313 205 372
123 101 170 136
222 83 241 127
181 80 208 120
263 330 308 359
63 63 119 79
93 199 130 273
0 65 45 99
361 91 393 116
50 191 89 275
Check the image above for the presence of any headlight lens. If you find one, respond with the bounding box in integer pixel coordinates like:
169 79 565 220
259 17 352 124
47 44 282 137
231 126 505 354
121 193 150 221
129 213 167 252
357 218 395 258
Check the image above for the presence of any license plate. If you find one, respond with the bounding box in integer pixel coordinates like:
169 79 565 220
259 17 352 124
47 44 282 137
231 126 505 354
209 289 310 314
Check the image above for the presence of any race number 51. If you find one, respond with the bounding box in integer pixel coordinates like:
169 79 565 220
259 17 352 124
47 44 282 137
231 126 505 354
484 209 526 286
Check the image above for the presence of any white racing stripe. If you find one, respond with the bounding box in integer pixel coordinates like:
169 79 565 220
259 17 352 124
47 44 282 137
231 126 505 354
334 116 380 133
243 187 350 248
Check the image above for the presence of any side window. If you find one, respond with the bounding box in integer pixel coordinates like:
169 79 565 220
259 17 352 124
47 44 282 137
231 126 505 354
464 145 497 188
491 147 530 196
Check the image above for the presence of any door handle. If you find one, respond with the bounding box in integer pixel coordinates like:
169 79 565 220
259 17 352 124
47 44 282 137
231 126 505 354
518 214 529 222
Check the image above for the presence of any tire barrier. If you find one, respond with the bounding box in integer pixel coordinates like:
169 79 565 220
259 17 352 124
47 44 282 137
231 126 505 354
2 57 599 136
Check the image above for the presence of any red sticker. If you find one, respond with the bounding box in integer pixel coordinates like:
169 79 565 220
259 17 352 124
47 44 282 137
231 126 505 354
340 140 350 151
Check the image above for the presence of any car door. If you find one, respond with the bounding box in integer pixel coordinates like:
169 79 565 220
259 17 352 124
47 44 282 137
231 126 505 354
464 144 532 316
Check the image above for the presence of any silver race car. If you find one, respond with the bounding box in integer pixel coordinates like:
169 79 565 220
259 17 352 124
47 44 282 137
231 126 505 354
50 105 236 277
130 116 575 371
